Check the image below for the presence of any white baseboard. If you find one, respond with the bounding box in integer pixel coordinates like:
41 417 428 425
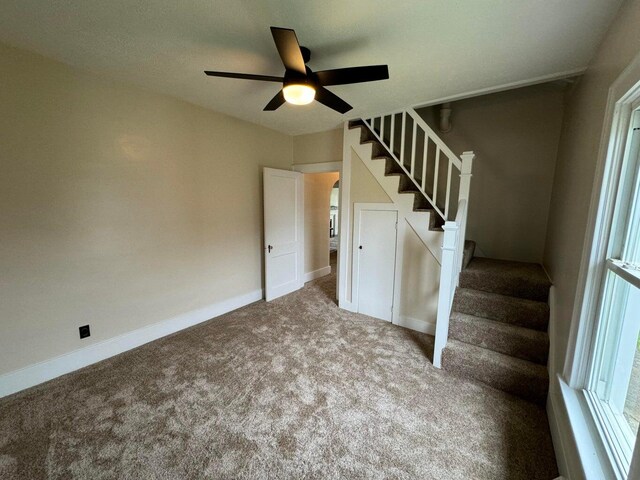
548 380 571 479
0 288 264 399
304 266 331 283
548 285 556 378
396 316 436 335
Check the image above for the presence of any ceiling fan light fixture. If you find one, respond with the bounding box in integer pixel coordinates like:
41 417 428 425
283 83 316 105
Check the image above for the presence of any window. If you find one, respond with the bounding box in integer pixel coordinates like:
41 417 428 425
585 108 640 477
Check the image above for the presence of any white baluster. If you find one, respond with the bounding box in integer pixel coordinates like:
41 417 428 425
433 147 441 206
390 114 396 153
422 136 428 192
399 111 406 166
444 161 452 220
410 121 417 179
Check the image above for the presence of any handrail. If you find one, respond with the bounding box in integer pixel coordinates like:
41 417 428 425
455 198 467 223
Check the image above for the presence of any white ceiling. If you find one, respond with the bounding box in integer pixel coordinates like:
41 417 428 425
0 0 623 135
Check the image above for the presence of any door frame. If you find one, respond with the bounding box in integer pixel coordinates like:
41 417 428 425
351 203 399 319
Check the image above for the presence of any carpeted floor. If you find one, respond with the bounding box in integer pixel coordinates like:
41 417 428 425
0 267 558 479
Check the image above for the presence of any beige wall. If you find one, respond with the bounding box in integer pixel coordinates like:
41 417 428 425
293 129 343 165
544 0 640 376
0 42 293 375
399 225 440 325
304 172 339 276
417 84 565 263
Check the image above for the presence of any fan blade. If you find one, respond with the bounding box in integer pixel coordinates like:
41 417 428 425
315 87 352 114
315 65 389 86
204 71 283 82
263 90 286 111
270 27 306 75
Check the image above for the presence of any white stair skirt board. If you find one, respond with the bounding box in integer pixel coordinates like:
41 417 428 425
304 266 332 283
397 316 436 335
0 289 263 399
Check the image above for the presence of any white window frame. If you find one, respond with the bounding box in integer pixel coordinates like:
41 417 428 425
562 51 640 479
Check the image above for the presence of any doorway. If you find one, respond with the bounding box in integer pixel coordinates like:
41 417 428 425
329 180 339 274
301 171 340 290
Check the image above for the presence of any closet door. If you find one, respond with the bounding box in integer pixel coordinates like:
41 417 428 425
355 208 397 321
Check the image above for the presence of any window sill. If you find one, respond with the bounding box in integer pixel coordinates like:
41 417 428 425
551 374 620 479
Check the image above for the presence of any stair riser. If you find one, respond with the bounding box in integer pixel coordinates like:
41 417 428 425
462 241 476 270
442 347 548 405
452 289 549 331
449 318 548 365
384 158 404 175
459 270 549 302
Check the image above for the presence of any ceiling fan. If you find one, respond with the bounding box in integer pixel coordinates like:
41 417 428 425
204 27 389 114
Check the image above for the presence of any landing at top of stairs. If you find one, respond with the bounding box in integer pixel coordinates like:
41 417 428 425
460 257 551 302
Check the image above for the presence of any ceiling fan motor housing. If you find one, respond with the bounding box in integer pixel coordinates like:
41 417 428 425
284 66 317 89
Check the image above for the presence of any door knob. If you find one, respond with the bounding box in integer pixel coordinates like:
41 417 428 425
359 245 363 250
268 245 273 253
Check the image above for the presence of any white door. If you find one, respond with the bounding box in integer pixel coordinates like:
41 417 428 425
263 167 304 301
355 208 398 321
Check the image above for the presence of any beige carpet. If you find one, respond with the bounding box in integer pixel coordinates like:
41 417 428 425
0 269 558 479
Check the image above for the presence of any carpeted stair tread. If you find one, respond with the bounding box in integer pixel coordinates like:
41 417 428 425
460 257 551 302
449 312 549 365
452 288 549 331
442 339 548 404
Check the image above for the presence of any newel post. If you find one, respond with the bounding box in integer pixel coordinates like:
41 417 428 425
458 152 474 202
433 221 459 368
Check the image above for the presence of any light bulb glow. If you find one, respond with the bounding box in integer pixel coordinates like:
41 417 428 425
283 84 316 105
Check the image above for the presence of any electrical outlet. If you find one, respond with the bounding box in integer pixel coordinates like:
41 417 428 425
79 325 90 339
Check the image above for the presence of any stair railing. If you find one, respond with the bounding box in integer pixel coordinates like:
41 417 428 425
433 152 473 367
363 108 466 222
363 108 474 368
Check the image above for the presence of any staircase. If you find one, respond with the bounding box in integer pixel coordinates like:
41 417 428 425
348 110 551 405
442 255 552 404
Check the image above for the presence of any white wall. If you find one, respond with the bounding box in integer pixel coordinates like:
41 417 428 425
304 172 339 277
0 42 293 375
416 83 565 263
544 0 640 378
